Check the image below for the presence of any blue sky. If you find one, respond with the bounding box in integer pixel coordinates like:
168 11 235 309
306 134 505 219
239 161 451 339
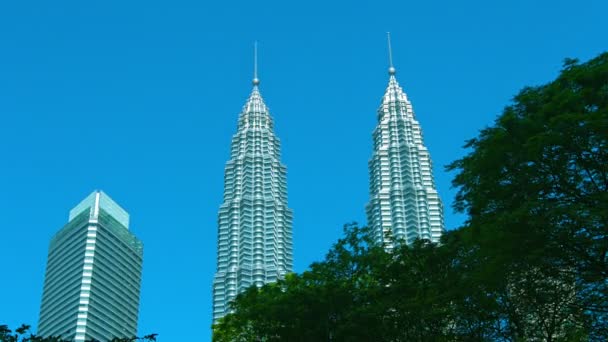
0 0 606 340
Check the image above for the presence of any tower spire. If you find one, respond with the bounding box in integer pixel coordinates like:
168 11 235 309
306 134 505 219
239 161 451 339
387 32 396 75
253 41 260 86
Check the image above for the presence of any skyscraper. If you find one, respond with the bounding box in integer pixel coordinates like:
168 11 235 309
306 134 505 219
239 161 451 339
212 49 293 323
38 191 143 341
366 35 445 248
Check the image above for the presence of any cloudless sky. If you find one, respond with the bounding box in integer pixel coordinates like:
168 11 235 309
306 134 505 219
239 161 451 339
1 0 606 340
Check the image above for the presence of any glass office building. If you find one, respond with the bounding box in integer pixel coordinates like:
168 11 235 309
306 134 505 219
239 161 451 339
366 47 445 248
38 191 143 341
212 75 293 323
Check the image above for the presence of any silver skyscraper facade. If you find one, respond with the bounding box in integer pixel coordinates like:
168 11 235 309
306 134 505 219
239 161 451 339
212 70 293 323
366 37 445 248
38 191 143 341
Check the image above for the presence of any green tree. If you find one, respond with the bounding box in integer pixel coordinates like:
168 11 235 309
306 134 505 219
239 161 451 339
448 52 608 340
213 225 460 341
0 324 157 342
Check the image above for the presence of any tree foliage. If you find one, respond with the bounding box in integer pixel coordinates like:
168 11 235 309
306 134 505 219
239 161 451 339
213 52 608 341
0 324 157 342
448 51 608 340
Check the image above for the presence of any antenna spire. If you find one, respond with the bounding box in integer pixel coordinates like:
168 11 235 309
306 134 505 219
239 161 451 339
387 32 396 75
253 41 260 86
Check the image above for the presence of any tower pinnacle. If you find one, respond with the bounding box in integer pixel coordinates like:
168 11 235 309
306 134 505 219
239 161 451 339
387 32 396 75
253 41 260 86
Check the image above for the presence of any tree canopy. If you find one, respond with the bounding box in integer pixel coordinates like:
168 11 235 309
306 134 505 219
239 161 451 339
0 324 157 342
213 52 608 341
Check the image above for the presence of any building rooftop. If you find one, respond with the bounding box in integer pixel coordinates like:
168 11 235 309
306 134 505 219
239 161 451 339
68 190 130 229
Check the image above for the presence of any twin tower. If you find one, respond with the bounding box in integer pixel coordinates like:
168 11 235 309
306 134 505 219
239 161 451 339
213 38 445 323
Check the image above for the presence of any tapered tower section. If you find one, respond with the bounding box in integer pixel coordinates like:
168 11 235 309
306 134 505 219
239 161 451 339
366 35 444 248
212 62 293 323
